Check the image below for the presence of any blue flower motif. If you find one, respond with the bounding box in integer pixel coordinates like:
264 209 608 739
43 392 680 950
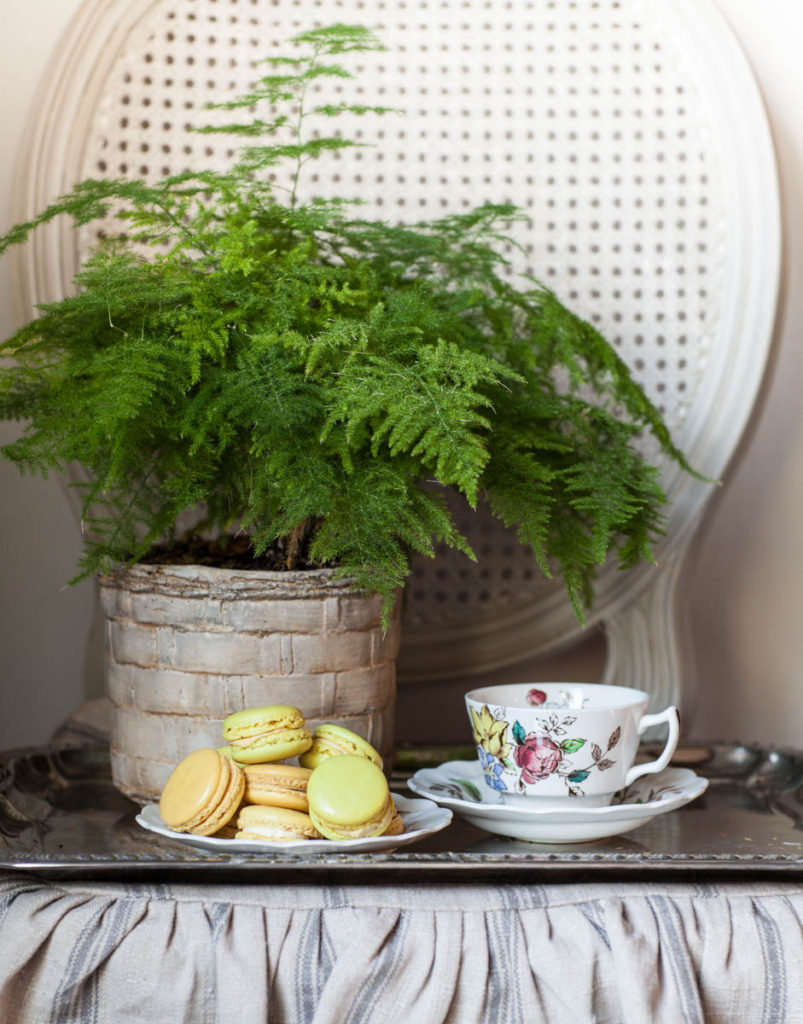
478 747 507 791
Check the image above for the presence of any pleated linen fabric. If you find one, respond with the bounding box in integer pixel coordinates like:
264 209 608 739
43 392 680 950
1 875 802 1024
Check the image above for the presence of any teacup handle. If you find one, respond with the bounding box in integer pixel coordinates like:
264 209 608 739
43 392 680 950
623 706 680 787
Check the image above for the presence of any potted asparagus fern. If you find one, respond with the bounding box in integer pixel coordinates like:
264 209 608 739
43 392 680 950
0 24 689 799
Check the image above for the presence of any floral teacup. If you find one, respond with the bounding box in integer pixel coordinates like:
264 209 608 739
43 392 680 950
465 682 679 807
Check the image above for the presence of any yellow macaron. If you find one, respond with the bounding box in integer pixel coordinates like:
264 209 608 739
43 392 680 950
235 804 321 842
306 755 394 840
299 723 383 770
221 704 312 763
382 802 404 837
242 763 312 812
159 748 245 836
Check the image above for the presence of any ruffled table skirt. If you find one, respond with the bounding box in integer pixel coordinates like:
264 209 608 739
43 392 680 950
1 874 802 1023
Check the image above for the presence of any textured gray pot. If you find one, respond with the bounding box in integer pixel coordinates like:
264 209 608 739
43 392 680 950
98 564 400 804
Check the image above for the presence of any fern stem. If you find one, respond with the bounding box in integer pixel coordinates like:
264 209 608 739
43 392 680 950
285 516 316 569
98 457 160 557
289 42 322 209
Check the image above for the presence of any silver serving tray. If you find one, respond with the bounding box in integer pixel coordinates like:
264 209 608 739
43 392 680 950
0 742 801 881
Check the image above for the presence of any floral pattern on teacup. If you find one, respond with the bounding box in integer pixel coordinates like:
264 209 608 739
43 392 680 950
616 780 685 805
478 748 507 790
472 704 620 797
469 704 511 760
514 732 563 782
526 688 590 710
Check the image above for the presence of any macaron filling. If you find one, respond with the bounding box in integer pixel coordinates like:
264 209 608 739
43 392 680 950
229 726 306 750
236 826 309 842
308 738 355 759
235 805 320 841
223 705 303 740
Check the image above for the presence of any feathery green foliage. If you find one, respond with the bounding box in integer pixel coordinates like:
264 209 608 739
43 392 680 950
0 24 691 623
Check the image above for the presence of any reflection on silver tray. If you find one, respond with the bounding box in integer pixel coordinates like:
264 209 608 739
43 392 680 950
0 742 801 880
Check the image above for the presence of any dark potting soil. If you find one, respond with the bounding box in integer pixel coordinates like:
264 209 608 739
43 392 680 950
142 533 335 573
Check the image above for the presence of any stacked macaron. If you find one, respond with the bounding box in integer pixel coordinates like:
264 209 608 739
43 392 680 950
157 704 403 843
221 704 313 764
300 723 384 770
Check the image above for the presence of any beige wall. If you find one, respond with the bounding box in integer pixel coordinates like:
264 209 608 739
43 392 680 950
1 0 801 751
0 0 92 749
682 0 803 747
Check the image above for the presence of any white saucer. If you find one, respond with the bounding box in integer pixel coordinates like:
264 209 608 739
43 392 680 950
136 793 451 854
408 761 708 843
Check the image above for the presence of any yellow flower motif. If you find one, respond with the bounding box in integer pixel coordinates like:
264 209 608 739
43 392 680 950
470 704 510 759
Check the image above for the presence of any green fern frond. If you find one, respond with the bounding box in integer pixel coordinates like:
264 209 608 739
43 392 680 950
0 22 694 621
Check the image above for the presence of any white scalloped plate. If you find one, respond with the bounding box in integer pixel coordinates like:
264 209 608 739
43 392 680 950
136 793 452 854
408 762 708 843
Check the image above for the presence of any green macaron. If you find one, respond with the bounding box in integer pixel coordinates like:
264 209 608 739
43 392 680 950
306 754 393 840
299 723 383 770
221 704 312 763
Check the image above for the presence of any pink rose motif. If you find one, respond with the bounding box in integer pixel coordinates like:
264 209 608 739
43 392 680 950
515 732 562 782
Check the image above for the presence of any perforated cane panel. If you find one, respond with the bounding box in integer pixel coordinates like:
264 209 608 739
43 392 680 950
74 0 732 677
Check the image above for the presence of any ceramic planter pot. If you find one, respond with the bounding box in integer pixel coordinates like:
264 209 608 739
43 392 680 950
98 564 400 804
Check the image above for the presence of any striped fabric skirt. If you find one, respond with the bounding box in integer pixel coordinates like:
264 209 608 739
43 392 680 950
1 876 801 1023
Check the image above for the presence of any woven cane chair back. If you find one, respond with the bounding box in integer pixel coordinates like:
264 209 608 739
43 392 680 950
11 0 779 712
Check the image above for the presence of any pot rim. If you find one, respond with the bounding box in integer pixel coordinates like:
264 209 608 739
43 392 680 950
97 561 360 601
